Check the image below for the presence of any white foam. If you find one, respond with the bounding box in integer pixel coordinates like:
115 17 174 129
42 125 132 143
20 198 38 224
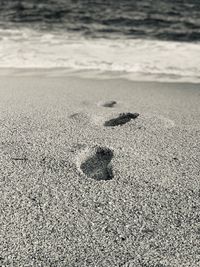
0 28 200 82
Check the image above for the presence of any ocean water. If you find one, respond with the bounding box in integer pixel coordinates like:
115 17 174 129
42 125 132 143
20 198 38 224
0 0 200 82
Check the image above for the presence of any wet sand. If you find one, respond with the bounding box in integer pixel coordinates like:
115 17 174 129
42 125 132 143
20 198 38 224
0 72 200 266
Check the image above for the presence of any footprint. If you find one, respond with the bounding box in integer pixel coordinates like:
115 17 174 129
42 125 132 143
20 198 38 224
102 101 117 108
79 146 114 181
68 112 90 125
104 112 139 127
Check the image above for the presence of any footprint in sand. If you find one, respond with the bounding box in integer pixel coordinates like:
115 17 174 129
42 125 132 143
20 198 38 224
101 101 117 108
69 112 90 125
78 146 114 181
104 112 139 127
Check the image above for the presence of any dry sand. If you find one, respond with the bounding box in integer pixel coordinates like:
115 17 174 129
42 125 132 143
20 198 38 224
0 72 200 267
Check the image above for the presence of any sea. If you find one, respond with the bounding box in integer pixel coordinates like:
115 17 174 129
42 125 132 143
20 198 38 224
0 0 200 82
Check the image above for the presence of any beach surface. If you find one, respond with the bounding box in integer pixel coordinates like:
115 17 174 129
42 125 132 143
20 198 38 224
0 71 200 267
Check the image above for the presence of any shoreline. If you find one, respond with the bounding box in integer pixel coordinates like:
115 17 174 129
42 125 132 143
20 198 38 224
1 67 200 84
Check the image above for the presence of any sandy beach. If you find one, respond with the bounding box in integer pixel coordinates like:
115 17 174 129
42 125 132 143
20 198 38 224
0 72 200 266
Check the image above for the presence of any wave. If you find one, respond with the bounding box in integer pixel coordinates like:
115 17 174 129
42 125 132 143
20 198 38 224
1 0 200 42
0 28 200 83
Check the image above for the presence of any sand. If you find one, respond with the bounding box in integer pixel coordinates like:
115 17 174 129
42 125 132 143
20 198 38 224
0 72 200 267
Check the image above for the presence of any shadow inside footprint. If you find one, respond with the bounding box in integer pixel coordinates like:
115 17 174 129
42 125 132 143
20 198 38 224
104 112 139 127
80 147 113 181
102 101 117 107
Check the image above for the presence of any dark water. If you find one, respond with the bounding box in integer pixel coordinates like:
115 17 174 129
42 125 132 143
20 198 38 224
0 0 200 42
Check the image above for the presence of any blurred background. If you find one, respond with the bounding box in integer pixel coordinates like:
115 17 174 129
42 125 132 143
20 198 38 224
0 0 200 41
0 0 200 83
